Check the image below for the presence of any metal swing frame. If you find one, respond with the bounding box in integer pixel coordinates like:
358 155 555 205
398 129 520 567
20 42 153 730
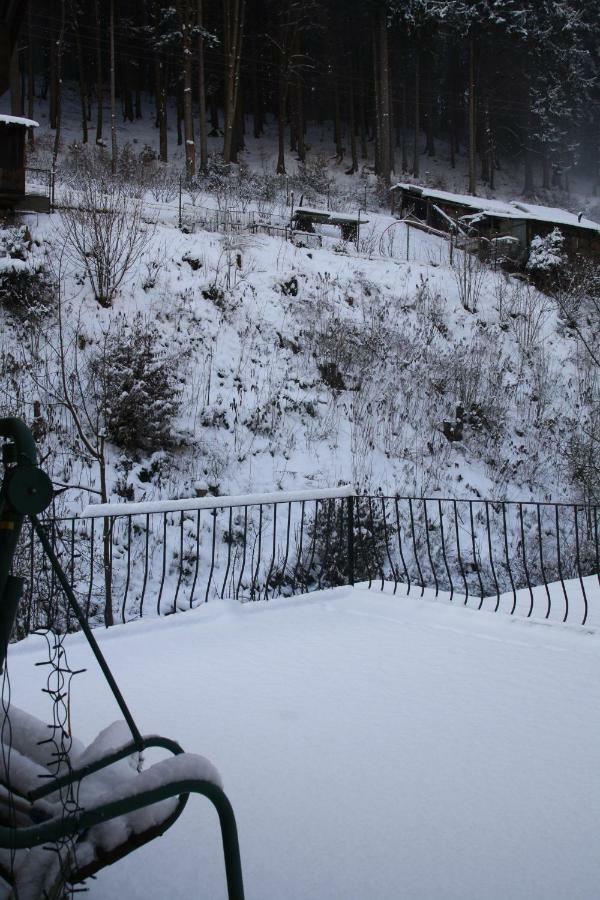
0 417 245 899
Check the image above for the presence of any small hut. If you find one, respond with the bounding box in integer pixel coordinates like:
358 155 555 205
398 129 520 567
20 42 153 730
391 183 600 262
0 114 42 209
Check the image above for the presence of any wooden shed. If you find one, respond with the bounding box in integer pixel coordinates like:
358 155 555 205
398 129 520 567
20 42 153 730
391 183 600 263
0 114 37 198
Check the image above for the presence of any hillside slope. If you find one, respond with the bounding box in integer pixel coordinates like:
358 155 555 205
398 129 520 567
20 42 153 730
0 96 597 511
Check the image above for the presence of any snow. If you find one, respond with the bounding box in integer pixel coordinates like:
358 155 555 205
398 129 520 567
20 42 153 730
394 182 519 217
511 200 600 232
7 582 600 899
81 485 354 518
0 114 38 128
0 257 29 275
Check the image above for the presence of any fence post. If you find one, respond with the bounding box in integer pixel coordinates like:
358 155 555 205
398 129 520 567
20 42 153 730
347 495 355 587
178 175 182 230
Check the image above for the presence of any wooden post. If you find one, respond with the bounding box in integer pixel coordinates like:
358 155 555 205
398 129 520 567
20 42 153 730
110 0 117 174
468 33 476 196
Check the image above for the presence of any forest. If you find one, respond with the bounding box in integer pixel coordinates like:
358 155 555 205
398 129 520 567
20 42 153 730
9 0 600 193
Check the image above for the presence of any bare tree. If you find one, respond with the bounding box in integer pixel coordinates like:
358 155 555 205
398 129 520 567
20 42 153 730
223 0 246 164
177 0 196 179
25 258 115 626
197 0 209 173
60 175 153 307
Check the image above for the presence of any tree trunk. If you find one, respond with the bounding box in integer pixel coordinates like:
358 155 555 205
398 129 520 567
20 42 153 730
176 83 183 146
94 0 103 143
135 62 142 118
358 68 367 160
346 55 358 174
412 52 420 178
372 23 381 174
542 150 550 190
424 55 435 157
122 57 135 123
197 0 208 173
223 0 246 164
468 33 476 195
524 99 535 194
401 81 408 172
27 3 35 148
276 67 287 174
210 93 220 136
109 0 117 174
296 72 305 162
251 25 263 139
180 0 196 179
73 8 89 143
233 83 244 156
52 0 66 174
157 59 168 162
333 67 343 162
49 24 57 129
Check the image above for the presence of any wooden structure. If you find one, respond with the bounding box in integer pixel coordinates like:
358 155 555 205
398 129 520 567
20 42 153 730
292 207 368 242
391 183 600 261
0 114 50 212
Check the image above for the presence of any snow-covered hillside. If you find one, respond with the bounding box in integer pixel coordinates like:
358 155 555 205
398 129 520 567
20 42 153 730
1 184 593 509
1 93 597 512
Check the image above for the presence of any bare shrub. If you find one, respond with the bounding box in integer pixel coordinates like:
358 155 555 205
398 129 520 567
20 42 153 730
452 247 487 312
146 166 180 203
60 177 154 307
500 282 553 350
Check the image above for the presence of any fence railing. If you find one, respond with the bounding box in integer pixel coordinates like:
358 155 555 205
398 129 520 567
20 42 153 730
11 489 599 636
181 204 291 233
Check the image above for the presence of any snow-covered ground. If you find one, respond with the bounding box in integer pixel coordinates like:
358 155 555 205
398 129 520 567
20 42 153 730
9 583 600 899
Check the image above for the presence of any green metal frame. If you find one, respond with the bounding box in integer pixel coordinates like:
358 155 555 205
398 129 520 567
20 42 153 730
0 418 245 899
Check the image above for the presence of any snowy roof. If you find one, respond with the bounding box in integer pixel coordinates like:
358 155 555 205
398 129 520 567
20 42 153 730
393 183 517 217
0 114 39 128
294 207 367 224
510 201 600 233
393 183 600 233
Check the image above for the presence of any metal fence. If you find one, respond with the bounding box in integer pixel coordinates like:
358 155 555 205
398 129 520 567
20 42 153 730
180 205 290 234
12 489 600 636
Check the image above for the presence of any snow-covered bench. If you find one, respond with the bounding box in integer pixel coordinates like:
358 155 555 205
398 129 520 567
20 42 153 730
0 706 244 899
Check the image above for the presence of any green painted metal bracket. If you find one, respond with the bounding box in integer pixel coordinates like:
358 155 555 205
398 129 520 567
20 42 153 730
0 418 54 671
2 778 245 900
29 735 186 802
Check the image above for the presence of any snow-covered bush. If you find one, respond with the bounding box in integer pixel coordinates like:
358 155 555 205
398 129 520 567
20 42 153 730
89 315 183 453
526 227 566 275
294 154 335 204
292 497 392 590
0 225 55 319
